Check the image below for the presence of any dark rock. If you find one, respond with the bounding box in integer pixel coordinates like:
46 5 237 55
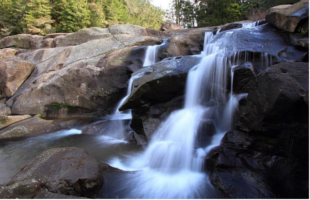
33 189 87 199
232 62 257 94
119 56 201 111
237 62 309 132
126 46 147 72
9 147 103 198
130 96 184 142
206 62 309 198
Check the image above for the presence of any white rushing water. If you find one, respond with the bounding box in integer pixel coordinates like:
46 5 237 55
107 23 270 198
101 40 167 140
143 39 168 67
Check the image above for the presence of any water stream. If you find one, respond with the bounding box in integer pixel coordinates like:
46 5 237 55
0 22 267 198
143 39 168 67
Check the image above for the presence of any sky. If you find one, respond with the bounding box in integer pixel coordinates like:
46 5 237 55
150 0 172 11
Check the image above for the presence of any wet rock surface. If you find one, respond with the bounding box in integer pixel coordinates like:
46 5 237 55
206 62 309 198
119 56 200 111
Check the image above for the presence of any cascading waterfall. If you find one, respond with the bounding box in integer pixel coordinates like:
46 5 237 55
102 40 167 140
143 39 168 67
106 22 271 198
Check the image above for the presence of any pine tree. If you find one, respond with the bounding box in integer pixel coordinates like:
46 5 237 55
54 0 91 32
24 0 52 34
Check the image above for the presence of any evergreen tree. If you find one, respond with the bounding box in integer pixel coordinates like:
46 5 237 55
24 0 52 34
54 0 91 32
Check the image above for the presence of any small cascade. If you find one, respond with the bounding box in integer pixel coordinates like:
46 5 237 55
105 24 273 198
242 21 259 28
102 73 143 140
102 40 167 140
143 39 168 66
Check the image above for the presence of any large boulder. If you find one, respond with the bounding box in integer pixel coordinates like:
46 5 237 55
118 56 201 142
0 34 35 49
237 62 309 132
0 58 35 99
206 62 309 198
119 56 201 111
6 147 103 198
6 36 159 116
157 27 215 59
266 0 309 32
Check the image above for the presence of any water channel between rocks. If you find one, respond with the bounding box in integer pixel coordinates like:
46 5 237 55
0 22 277 198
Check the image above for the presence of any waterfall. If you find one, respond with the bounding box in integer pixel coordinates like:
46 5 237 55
107 24 266 198
102 40 167 140
242 21 259 28
143 39 168 67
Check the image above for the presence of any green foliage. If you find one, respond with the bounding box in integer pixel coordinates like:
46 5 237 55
170 0 301 27
0 0 164 36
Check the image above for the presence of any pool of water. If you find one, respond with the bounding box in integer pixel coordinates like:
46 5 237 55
0 128 142 185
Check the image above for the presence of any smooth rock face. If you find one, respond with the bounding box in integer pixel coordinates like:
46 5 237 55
54 27 111 47
0 58 35 99
5 29 161 117
266 0 309 32
7 147 103 198
0 115 32 130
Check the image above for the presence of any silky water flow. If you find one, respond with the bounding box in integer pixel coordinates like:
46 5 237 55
102 22 267 198
95 41 168 141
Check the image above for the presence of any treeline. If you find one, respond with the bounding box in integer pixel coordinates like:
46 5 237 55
167 0 301 28
0 0 164 37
